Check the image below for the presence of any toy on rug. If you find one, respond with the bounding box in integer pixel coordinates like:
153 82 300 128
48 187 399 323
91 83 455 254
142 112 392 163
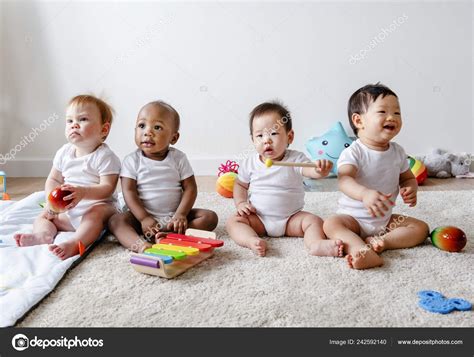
0 171 11 200
216 160 239 198
407 156 427 185
47 187 73 214
130 228 224 279
430 226 467 252
418 290 472 314
417 149 471 178
306 122 354 176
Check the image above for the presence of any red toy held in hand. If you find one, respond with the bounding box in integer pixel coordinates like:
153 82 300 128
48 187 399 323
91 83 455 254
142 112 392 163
48 187 73 214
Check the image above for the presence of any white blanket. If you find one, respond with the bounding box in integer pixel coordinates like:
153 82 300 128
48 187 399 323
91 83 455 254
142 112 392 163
0 192 83 327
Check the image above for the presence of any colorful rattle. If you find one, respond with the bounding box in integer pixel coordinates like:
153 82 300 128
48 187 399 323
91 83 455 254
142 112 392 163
264 158 318 168
216 160 239 198
408 156 427 185
130 228 224 279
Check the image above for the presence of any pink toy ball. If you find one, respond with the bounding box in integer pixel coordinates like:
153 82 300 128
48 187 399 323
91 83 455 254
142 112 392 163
430 226 467 252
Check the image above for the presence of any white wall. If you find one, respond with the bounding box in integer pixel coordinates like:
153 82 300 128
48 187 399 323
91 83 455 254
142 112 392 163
1 1 472 176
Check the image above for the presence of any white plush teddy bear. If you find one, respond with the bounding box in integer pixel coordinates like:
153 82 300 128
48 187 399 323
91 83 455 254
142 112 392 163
418 149 471 178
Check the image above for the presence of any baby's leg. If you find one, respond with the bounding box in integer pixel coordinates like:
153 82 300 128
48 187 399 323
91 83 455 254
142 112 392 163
323 215 383 269
108 211 152 252
49 203 117 260
366 214 429 253
285 211 343 257
226 214 267 256
187 208 218 231
14 212 74 247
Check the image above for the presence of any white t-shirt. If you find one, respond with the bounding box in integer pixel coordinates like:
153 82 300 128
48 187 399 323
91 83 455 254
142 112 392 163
52 143 121 227
120 147 194 219
337 139 410 217
238 149 311 219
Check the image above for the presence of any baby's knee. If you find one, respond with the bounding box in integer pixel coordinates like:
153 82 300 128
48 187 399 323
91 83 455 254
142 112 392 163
85 205 115 225
305 215 324 229
205 210 219 229
413 220 430 242
108 212 128 228
323 216 340 233
309 215 324 226
226 214 248 228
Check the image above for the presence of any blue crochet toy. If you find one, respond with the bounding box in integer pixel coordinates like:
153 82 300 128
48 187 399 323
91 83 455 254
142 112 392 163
305 122 354 176
418 290 472 314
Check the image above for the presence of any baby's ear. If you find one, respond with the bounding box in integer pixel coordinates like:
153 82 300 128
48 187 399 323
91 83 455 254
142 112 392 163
170 132 180 145
287 129 294 145
101 122 111 139
351 113 363 130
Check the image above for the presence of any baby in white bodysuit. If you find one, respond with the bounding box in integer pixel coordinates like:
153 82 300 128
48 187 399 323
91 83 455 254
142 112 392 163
14 95 121 260
323 83 430 270
226 101 341 257
109 100 218 253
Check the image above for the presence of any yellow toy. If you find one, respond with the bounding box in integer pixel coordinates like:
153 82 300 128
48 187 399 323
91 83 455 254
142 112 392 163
216 160 239 198
0 171 10 200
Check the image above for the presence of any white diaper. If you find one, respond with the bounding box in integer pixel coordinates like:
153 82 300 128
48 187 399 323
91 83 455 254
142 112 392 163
152 215 175 232
257 214 291 238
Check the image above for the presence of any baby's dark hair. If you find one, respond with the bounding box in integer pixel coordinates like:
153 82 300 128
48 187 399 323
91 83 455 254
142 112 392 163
146 100 180 131
347 82 398 136
249 101 292 135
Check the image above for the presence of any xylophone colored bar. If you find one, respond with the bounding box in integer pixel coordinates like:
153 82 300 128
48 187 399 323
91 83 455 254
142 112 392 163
159 238 213 252
166 233 224 247
130 229 224 279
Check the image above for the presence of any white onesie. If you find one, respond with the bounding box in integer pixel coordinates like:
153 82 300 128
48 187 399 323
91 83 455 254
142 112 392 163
337 139 409 237
238 150 311 237
52 143 121 229
120 148 194 229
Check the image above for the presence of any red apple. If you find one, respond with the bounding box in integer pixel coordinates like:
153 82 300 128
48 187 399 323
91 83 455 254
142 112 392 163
48 187 73 213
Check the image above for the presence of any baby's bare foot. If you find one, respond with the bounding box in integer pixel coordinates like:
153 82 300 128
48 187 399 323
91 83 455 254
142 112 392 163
347 248 383 270
48 240 80 260
14 232 53 247
247 237 267 257
308 239 344 257
366 236 385 253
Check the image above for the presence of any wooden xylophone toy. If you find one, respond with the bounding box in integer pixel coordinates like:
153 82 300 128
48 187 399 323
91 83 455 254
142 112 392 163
130 228 224 279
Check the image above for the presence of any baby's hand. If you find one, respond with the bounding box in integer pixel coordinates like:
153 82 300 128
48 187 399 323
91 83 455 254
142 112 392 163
61 184 87 210
314 159 333 177
400 186 417 207
140 216 159 241
362 189 394 218
167 214 188 234
237 201 256 216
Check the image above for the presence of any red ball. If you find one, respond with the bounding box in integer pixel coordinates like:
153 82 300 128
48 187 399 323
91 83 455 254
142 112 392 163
430 226 467 252
48 187 73 213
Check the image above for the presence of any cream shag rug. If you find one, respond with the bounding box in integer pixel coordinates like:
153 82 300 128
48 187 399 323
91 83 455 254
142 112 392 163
17 191 473 327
